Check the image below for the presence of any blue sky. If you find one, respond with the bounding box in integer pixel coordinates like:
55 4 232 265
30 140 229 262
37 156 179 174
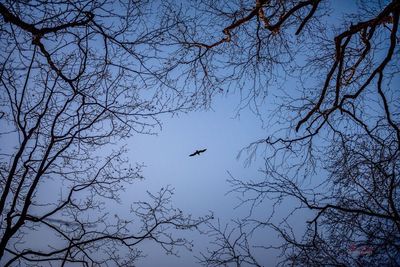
123 94 270 266
89 85 280 263
3 0 388 265
117 2 363 264
116 85 319 265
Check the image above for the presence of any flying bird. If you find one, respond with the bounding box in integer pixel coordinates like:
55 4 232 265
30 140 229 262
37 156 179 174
189 149 207 157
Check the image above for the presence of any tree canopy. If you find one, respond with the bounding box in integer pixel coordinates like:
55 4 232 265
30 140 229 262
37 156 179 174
0 0 399 266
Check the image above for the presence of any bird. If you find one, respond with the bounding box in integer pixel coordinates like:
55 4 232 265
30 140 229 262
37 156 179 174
189 148 207 157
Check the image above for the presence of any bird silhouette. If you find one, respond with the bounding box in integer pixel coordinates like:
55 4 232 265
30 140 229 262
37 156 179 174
189 148 207 157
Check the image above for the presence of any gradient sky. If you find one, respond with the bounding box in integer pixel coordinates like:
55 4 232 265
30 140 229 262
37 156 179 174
120 2 360 265
124 94 272 266
1 0 368 266
97 2 361 265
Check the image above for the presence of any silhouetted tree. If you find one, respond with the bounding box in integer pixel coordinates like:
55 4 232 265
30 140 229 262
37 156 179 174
197 220 261 267
166 0 399 265
0 1 211 265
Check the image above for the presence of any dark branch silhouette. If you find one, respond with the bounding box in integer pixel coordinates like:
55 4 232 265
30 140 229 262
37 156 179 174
189 149 207 157
1 0 399 265
166 0 400 265
0 1 212 265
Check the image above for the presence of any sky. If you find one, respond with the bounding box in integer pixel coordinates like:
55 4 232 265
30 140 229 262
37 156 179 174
0 0 374 266
118 1 361 265
123 94 273 266
1 91 279 266
116 76 320 266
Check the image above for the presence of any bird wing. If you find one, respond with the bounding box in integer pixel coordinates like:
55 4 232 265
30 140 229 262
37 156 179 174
189 149 206 157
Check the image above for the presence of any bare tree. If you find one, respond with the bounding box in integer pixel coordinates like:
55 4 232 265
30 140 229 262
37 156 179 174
197 220 261 267
166 0 400 265
0 0 212 265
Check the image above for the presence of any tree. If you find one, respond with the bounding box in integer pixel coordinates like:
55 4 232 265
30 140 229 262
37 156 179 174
0 1 211 265
197 220 261 267
166 0 399 265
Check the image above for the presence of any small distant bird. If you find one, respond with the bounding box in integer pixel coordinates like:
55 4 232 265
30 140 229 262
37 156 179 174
189 149 207 157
